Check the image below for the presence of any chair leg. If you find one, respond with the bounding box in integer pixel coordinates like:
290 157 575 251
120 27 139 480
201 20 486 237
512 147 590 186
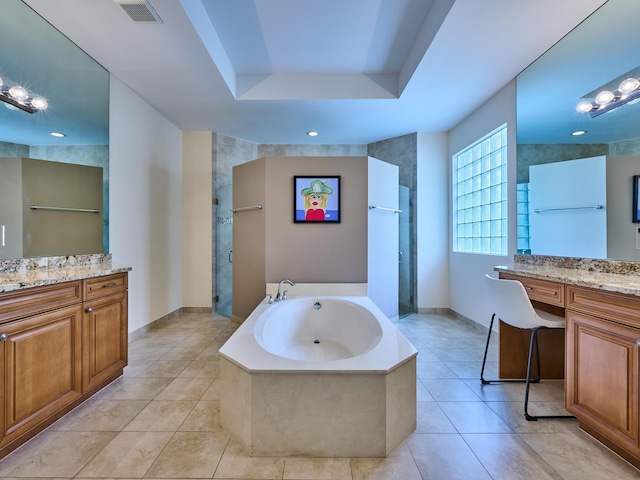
523 327 574 421
480 314 496 384
481 313 531 385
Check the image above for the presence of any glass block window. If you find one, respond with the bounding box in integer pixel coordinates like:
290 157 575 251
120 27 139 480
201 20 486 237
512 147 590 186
516 182 531 253
454 125 508 255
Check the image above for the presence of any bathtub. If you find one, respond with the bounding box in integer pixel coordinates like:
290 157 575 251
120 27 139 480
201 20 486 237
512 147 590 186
219 295 417 457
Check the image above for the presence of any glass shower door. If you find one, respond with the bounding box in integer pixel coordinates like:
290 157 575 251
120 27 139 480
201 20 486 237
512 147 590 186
398 185 413 317
215 185 233 317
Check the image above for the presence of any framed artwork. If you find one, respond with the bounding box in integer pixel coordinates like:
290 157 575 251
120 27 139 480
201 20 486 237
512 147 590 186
294 176 341 223
633 175 640 223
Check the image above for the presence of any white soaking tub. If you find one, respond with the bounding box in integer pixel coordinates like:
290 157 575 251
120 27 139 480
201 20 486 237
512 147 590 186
219 295 417 457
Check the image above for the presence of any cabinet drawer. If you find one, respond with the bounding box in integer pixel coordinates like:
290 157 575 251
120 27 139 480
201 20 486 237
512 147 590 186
0 281 82 325
567 285 640 328
83 273 128 301
499 273 565 307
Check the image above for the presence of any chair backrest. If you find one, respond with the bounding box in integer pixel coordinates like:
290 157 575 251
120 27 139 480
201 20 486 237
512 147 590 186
484 274 545 329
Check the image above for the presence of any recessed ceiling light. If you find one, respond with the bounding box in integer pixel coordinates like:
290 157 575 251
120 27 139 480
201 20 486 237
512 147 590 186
571 130 586 136
307 131 319 137
51 132 65 138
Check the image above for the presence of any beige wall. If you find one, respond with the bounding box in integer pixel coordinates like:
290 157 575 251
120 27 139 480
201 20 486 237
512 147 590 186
265 156 368 283
182 132 213 309
232 156 369 320
232 158 267 320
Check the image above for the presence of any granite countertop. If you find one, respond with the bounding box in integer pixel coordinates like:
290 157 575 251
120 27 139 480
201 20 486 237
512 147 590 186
495 255 640 297
0 254 131 293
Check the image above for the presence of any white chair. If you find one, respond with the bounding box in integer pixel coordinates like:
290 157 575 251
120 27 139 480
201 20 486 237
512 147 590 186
480 274 573 421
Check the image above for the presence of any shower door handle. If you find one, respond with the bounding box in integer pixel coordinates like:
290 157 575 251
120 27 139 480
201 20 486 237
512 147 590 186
399 250 403 264
228 250 233 263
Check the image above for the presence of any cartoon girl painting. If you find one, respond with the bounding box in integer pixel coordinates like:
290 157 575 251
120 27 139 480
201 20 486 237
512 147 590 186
301 179 333 221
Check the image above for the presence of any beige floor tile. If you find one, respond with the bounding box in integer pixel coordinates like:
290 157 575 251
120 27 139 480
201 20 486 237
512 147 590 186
127 345 172 361
179 400 221 431
462 378 530 402
445 359 497 379
145 431 230 478
154 376 214 401
439 401 512 433
350 457 385 480
195 346 224 361
413 346 440 362
123 400 197 431
178 334 219 349
520 432 640 479
97 376 174 400
201 376 224 401
75 431 173 477
415 401 457 433
51 399 148 431
129 359 191 377
214 438 285 479
351 442 422 480
178 359 220 378
0 431 116 478
284 458 352 480
407 433 492 479
421 378 482 401
162 345 207 361
462 433 561 479
485 401 578 433
416 360 457 379
416 378 434 401
430 347 478 361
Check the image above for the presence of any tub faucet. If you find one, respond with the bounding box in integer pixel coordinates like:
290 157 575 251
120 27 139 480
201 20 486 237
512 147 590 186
275 279 295 301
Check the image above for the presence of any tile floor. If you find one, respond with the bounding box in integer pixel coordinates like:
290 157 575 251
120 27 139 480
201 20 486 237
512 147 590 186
0 311 639 479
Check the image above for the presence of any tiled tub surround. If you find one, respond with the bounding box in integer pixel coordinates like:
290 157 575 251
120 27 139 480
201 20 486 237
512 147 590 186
0 253 130 292
495 254 640 295
219 295 417 457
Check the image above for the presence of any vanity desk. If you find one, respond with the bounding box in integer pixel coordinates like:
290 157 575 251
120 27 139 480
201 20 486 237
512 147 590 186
0 255 130 460
495 255 640 470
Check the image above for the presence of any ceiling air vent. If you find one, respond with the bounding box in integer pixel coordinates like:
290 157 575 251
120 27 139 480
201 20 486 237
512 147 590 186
114 0 163 24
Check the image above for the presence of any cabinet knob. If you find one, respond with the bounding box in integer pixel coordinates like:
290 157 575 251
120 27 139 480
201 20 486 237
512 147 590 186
86 307 93 313
0 333 7 341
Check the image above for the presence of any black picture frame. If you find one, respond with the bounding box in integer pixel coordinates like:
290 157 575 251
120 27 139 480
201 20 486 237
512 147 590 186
293 176 341 223
634 175 640 223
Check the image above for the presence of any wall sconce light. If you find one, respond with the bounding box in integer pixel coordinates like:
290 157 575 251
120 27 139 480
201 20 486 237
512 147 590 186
576 77 640 118
0 76 48 114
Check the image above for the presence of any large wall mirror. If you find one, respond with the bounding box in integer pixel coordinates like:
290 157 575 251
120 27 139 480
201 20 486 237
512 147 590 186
516 0 640 261
0 0 109 260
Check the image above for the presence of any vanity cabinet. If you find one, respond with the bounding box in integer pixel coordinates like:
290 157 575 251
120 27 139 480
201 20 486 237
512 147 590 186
565 285 640 467
82 274 128 393
0 303 83 451
0 272 128 459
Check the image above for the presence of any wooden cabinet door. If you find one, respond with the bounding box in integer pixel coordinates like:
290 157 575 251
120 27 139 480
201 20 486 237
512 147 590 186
0 304 83 446
566 310 639 451
82 292 128 393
